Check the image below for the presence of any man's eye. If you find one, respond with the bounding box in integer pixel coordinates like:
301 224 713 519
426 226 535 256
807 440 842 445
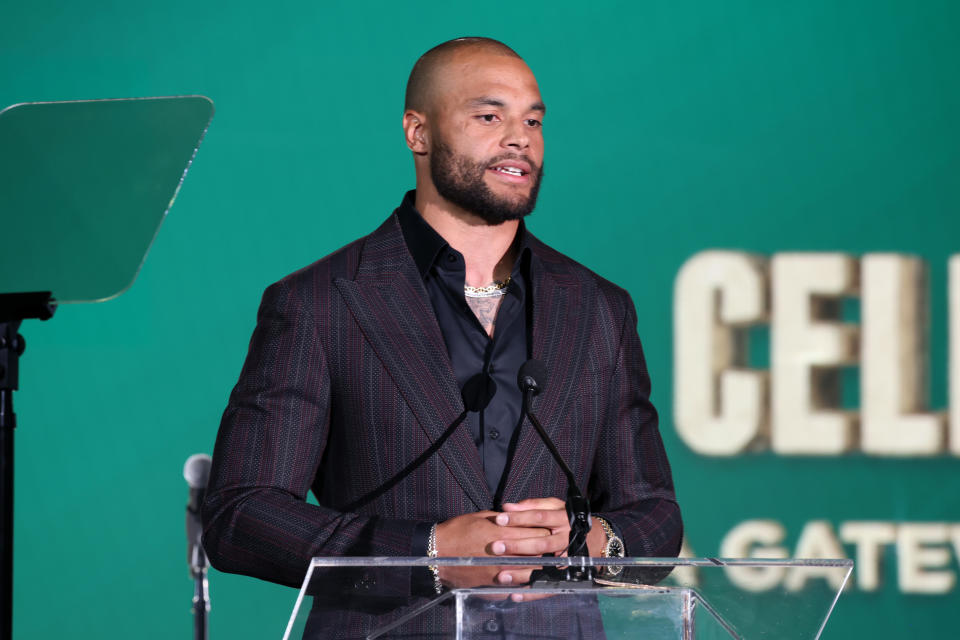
479 114 497 123
526 119 542 128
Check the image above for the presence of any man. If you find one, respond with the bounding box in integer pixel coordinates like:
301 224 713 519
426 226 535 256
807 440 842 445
202 37 681 637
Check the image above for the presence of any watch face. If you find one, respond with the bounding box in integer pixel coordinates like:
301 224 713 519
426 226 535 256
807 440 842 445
602 536 625 577
604 535 625 558
609 538 624 557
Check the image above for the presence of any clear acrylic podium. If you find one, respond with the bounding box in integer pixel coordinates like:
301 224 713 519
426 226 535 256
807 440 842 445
282 556 852 639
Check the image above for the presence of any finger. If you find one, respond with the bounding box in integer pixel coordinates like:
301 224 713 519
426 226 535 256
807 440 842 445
492 532 568 556
494 568 535 585
487 527 552 556
502 497 565 512
511 591 557 603
495 509 569 529
493 525 552 540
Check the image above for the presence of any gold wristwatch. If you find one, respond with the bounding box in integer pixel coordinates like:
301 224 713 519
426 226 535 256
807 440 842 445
596 517 624 576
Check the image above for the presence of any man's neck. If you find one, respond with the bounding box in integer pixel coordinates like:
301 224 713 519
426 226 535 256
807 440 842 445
415 190 519 287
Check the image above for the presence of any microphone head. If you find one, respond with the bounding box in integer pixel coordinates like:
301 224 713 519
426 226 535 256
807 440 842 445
517 359 548 396
462 373 498 412
183 453 212 490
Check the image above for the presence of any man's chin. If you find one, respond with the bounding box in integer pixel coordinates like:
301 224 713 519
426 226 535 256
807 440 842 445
482 206 534 225
433 175 538 224
481 188 535 219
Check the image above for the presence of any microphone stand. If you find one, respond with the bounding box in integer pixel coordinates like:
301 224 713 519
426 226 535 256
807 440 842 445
189 543 210 640
184 455 211 640
519 384 595 584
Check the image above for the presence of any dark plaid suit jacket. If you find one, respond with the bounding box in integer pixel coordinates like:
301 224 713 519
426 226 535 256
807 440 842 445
202 210 682 636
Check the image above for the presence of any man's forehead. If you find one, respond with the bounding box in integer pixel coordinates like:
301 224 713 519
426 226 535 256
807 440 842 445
446 50 536 81
437 52 541 106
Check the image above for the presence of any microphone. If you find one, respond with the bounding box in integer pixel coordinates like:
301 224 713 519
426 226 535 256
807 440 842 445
342 373 496 512
516 359 594 580
184 453 212 640
183 453 211 575
517 359 547 397
462 371 498 413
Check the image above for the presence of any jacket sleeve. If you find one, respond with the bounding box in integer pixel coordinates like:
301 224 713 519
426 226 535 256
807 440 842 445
589 294 683 560
201 279 428 589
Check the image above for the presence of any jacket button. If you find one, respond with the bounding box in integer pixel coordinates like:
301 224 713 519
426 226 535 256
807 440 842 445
484 619 499 632
489 429 500 440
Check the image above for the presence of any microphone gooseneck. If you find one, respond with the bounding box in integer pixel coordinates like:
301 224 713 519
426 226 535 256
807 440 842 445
341 374 496 512
516 359 594 582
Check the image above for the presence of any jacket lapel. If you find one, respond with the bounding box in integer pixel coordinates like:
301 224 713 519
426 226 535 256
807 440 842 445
501 241 591 503
334 216 493 510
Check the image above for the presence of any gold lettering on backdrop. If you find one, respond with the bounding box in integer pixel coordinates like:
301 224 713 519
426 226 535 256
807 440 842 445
897 524 956 594
839 522 896 591
673 251 960 456
950 256 960 455
783 520 848 592
861 255 944 455
718 519 788 592
708 519 960 595
771 254 859 454
673 251 768 455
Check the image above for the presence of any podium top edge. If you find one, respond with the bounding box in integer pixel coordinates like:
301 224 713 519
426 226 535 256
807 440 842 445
306 556 854 568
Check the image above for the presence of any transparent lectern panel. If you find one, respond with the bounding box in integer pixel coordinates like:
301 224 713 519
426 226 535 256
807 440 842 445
458 588 692 639
0 96 213 303
283 557 852 640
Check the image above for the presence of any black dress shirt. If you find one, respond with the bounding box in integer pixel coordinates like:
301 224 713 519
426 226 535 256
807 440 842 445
396 192 625 577
396 191 531 501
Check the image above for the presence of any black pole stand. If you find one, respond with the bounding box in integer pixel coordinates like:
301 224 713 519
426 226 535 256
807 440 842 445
190 546 210 640
519 387 596 586
186 461 210 640
0 292 56 640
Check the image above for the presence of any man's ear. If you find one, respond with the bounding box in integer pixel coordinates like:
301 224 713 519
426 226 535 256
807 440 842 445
403 110 429 155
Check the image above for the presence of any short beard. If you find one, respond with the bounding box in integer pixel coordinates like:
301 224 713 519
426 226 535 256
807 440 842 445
429 140 542 225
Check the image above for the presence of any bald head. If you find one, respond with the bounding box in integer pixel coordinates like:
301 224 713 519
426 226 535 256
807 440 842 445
405 37 523 113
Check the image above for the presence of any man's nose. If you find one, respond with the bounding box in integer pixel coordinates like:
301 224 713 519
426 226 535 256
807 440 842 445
501 118 529 150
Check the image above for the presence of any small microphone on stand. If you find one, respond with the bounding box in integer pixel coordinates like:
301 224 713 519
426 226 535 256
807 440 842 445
184 453 212 640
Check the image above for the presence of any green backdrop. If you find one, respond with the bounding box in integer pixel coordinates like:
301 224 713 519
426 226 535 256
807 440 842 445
2 0 958 637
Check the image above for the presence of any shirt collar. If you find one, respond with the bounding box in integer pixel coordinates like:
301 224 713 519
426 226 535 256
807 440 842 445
395 190 530 279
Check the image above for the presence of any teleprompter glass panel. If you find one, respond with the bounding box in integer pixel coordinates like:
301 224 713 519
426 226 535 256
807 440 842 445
282 557 852 639
0 96 213 303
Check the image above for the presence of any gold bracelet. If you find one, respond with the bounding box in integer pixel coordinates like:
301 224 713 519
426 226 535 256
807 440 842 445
427 524 442 594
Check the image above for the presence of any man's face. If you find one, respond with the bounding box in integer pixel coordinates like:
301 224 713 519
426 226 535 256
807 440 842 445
427 52 545 224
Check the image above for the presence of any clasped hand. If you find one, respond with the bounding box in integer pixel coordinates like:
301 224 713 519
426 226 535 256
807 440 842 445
434 497 604 591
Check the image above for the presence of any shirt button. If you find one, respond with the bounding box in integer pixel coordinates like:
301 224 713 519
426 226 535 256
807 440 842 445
489 429 500 440
447 254 457 263
485 619 499 632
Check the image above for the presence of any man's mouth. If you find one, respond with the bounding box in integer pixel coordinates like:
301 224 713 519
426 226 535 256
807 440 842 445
488 160 533 183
